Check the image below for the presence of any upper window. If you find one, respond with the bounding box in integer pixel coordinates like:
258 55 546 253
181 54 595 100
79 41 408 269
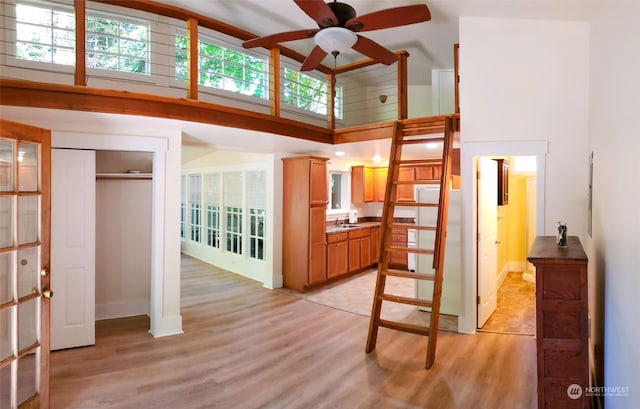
283 68 343 119
175 34 267 99
14 1 150 75
15 2 75 65
86 13 150 75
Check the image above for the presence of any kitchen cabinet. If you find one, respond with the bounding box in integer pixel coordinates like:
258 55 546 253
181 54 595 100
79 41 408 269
351 166 388 203
371 226 380 263
282 156 328 292
348 228 372 273
327 232 348 279
527 236 589 409
389 227 408 269
397 166 414 202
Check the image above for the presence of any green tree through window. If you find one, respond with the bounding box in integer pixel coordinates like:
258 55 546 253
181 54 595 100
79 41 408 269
175 35 266 99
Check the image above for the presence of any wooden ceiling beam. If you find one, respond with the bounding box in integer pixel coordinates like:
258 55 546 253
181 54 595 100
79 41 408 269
0 79 333 144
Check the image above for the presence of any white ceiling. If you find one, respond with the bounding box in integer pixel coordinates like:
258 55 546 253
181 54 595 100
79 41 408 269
2 1 602 163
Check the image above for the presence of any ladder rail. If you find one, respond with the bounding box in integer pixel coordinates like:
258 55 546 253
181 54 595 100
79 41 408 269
366 114 457 369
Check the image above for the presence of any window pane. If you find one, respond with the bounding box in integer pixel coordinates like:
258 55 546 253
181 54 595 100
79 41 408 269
0 139 14 191
0 197 14 248
18 196 38 246
17 247 38 299
17 352 37 406
17 299 37 352
0 308 12 361
18 142 38 192
0 360 10 408
0 252 14 305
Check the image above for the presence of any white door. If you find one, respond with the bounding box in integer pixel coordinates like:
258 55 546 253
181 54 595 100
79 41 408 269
477 157 498 327
51 149 96 350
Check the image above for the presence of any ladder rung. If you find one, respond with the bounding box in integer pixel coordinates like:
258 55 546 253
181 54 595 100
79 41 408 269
412 179 440 185
383 269 436 281
378 293 433 308
386 246 434 255
390 223 436 231
400 137 445 145
396 159 443 165
392 202 439 208
376 319 431 336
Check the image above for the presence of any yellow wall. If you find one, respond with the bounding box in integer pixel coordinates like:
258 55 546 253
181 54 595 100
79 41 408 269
507 174 528 263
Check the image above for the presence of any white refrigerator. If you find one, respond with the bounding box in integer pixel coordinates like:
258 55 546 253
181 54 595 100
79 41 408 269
414 186 461 316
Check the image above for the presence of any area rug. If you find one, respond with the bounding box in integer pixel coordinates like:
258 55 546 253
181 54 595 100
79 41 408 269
278 269 458 332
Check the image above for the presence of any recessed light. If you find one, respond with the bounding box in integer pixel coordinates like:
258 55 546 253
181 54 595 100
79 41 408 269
425 142 438 149
335 151 345 156
372 154 382 162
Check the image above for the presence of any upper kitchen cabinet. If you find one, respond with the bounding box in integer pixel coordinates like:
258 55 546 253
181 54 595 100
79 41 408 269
351 166 388 203
282 156 328 292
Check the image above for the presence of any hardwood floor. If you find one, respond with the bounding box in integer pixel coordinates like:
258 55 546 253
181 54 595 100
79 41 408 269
50 256 537 409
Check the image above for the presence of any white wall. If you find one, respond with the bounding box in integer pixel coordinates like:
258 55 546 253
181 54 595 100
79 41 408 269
181 150 282 289
587 3 640 408
458 16 590 332
95 179 152 320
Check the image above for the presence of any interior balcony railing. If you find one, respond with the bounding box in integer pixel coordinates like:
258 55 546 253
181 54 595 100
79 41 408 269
0 0 459 144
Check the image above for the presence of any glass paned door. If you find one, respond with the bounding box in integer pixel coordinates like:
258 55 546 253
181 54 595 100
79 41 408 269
0 120 51 409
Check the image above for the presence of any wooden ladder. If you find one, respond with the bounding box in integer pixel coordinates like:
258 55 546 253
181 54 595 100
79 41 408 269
366 115 455 369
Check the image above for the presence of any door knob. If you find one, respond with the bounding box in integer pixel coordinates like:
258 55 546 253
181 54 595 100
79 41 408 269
42 288 54 298
41 268 48 277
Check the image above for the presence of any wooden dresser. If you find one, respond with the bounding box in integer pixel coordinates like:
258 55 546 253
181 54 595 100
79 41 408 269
527 236 589 409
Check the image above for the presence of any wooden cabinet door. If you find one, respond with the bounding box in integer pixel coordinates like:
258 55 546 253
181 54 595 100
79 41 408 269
327 240 348 278
349 238 361 272
363 167 374 202
415 165 433 181
309 160 327 206
432 165 442 181
371 227 380 263
397 166 415 202
308 206 326 284
360 236 372 267
373 168 388 202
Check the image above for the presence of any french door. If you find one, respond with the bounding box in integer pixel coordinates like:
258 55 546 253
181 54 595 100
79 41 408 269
0 119 51 409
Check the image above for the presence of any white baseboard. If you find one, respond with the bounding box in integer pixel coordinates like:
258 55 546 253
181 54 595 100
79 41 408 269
96 299 150 321
150 314 183 338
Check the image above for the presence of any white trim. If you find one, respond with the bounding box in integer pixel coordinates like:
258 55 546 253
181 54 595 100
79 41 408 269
459 140 547 334
96 299 150 320
52 130 183 338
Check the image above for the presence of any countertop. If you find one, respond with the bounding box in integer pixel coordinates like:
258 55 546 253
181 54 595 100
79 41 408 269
326 221 381 234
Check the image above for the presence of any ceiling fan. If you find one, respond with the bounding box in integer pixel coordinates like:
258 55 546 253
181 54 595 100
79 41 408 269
242 0 431 71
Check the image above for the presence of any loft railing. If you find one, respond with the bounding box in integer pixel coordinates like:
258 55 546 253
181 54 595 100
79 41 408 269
0 0 457 142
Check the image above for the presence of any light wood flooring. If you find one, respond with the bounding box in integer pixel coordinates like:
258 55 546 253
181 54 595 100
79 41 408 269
50 256 537 409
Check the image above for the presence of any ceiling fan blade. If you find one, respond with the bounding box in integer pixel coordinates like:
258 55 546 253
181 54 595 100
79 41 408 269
300 46 328 71
294 0 338 27
352 35 398 66
346 5 431 32
243 29 319 49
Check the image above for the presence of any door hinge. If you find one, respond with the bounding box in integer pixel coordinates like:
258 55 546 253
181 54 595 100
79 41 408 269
476 170 481 179
477 295 481 305
477 232 480 241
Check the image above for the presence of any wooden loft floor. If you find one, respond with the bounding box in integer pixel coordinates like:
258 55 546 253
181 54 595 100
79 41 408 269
50 255 536 409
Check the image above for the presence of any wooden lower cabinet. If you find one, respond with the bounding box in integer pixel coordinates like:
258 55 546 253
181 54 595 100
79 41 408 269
371 227 380 264
327 232 348 279
389 227 408 269
348 228 372 273
527 236 589 409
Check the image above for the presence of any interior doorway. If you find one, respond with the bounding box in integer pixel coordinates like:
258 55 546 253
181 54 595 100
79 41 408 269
476 156 537 335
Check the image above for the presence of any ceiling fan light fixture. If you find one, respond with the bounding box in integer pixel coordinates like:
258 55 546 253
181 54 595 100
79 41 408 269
314 27 357 54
